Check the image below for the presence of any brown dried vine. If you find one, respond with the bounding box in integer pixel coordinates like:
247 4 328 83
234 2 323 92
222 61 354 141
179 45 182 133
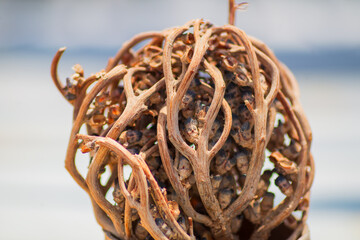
51 3 313 239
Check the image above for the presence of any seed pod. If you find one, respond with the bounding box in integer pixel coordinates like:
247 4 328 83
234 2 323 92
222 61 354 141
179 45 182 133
262 170 273 182
275 175 293 197
211 174 222 193
157 165 169 182
222 138 235 153
240 121 252 141
296 197 310 211
149 55 163 69
256 170 273 198
178 156 192 181
284 215 298 230
241 90 255 107
235 64 249 80
140 129 157 144
226 82 242 98
231 116 241 131
64 78 77 101
150 204 161 219
260 192 275 215
225 93 241 112
235 151 249 174
127 148 140 155
218 188 233 209
214 149 230 174
269 120 290 150
209 118 221 139
119 130 143 147
195 100 208 123
149 92 163 105
72 63 84 77
211 128 223 143
168 200 180 220
222 55 238 71
244 200 261 224
136 79 150 91
155 218 173 238
233 70 251 87
108 105 121 124
237 104 252 122
219 174 235 189
177 215 188 231
182 32 195 45
225 157 237 172
173 39 186 53
230 128 240 144
94 92 110 108
281 140 302 160
224 70 236 82
88 114 106 135
135 222 149 240
143 45 162 59
80 140 96 154
182 118 199 144
231 121 253 148
112 180 125 208
180 90 196 110
181 105 195 119
146 156 161 172
183 46 194 64
270 152 298 181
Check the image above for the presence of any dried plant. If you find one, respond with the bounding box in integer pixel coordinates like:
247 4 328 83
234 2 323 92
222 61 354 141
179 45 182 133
51 2 314 239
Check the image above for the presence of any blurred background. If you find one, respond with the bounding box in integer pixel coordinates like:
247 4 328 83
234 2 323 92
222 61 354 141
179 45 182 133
0 0 359 239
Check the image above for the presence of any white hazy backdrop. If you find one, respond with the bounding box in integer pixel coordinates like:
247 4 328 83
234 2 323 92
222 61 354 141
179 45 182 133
1 0 360 239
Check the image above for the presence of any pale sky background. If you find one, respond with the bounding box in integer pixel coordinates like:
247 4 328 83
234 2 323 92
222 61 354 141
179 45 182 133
1 0 360 51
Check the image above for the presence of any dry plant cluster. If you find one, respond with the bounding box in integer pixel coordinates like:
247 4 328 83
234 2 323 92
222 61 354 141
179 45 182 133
51 17 314 240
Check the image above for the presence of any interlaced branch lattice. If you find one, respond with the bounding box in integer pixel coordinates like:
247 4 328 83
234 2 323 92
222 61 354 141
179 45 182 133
51 3 314 239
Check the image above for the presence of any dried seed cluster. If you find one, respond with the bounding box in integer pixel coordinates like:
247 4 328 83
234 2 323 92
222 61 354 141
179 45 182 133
52 19 313 240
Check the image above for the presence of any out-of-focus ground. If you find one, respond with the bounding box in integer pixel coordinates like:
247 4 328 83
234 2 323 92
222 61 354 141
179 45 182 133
1 0 360 239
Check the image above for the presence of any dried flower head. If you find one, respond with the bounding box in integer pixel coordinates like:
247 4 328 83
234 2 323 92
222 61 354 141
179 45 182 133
51 3 313 239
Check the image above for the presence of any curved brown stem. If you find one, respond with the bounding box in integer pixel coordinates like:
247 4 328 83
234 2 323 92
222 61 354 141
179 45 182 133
163 24 211 161
65 65 127 192
250 91 308 239
229 0 236 25
106 32 165 71
157 107 213 227
198 82 232 160
228 1 248 25
218 25 268 220
73 75 98 120
118 160 167 239
124 174 135 239
164 23 235 239
51 47 71 103
64 66 127 238
79 134 191 239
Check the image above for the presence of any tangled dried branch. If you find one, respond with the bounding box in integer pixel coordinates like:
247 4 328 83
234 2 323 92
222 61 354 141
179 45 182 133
51 17 313 240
